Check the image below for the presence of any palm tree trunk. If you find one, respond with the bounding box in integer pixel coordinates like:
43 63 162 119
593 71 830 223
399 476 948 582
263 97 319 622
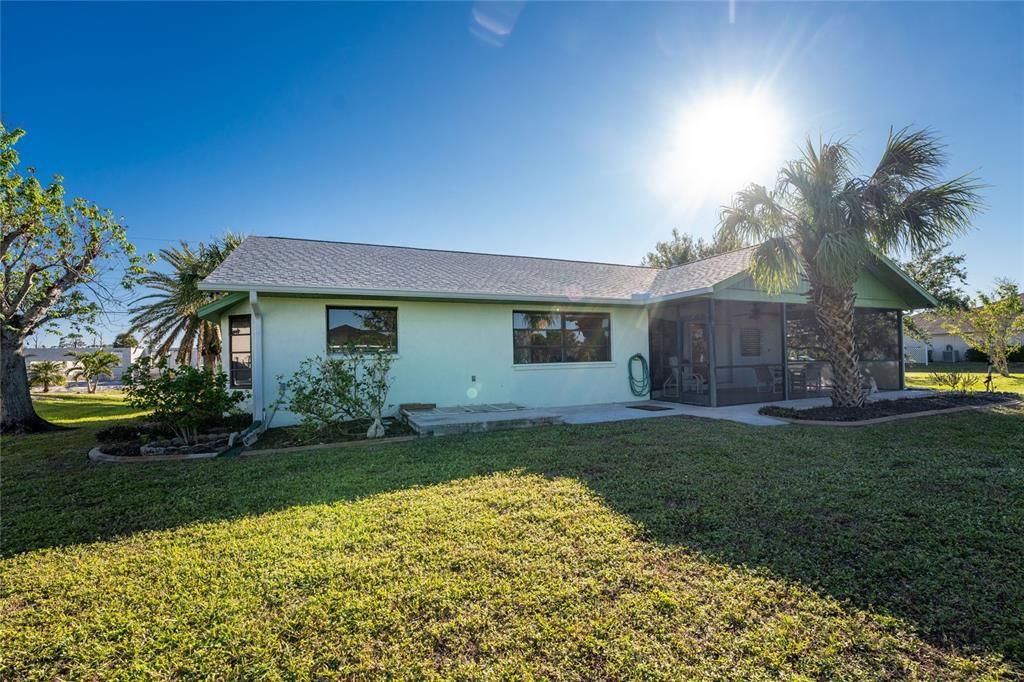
200 321 221 370
809 283 866 408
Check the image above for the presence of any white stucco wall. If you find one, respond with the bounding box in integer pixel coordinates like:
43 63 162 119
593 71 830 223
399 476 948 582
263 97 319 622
903 339 930 365
221 295 650 426
902 333 971 363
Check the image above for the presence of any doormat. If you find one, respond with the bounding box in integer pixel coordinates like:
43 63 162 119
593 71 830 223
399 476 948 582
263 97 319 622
626 404 674 412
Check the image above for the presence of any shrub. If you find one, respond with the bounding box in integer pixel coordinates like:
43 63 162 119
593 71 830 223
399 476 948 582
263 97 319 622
123 357 246 444
929 371 979 393
274 349 394 438
964 347 1024 363
95 422 174 444
964 347 989 363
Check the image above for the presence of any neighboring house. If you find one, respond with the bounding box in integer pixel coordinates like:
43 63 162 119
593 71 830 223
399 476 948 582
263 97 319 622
904 301 1024 364
25 346 144 383
904 313 969 364
198 236 935 426
161 348 204 370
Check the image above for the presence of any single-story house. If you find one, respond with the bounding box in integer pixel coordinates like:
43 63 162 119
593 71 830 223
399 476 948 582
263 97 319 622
903 302 1024 364
903 314 967 364
198 236 935 426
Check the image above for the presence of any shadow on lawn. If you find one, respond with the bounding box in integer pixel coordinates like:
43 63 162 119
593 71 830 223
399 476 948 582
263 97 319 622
3 406 1023 664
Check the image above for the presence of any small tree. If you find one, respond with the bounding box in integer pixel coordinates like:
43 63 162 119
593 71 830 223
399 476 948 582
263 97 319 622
66 350 121 393
899 242 971 343
59 333 86 349
275 349 394 439
122 356 245 444
28 361 66 393
943 280 1024 377
113 332 139 348
900 243 971 311
641 229 745 268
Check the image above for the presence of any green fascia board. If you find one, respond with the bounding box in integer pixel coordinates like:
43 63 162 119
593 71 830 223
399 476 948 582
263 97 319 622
197 292 248 322
711 251 937 310
867 248 939 309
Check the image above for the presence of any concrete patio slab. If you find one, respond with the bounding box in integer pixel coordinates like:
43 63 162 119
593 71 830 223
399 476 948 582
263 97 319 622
402 390 936 435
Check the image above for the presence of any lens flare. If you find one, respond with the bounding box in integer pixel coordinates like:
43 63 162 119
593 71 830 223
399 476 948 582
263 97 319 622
653 89 787 206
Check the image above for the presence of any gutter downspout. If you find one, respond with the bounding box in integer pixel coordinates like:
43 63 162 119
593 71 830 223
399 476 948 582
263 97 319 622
897 309 905 391
249 291 264 425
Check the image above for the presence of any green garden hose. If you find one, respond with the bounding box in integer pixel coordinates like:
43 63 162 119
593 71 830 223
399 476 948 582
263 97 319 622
628 353 651 397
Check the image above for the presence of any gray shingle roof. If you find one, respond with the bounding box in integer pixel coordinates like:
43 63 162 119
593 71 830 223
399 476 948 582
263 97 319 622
649 248 753 298
200 236 756 303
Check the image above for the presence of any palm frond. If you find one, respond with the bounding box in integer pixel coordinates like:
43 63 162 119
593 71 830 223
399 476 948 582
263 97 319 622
719 184 788 244
814 231 869 288
128 234 241 363
871 127 945 187
748 237 802 294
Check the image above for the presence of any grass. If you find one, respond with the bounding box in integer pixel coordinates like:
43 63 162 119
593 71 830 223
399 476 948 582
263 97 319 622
2 393 1023 678
906 362 1024 395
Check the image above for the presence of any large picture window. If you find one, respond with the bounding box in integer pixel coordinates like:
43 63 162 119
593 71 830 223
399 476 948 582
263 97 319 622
327 307 397 352
228 315 252 389
513 311 611 364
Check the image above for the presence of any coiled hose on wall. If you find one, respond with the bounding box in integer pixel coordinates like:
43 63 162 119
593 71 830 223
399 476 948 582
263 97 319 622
628 353 651 397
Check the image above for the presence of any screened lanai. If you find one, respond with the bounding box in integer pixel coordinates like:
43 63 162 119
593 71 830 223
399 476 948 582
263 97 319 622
648 299 903 406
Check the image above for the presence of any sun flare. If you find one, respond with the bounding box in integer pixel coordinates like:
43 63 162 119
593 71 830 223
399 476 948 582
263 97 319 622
654 89 787 205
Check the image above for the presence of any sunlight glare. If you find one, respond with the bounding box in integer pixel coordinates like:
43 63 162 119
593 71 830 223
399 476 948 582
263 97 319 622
653 89 787 206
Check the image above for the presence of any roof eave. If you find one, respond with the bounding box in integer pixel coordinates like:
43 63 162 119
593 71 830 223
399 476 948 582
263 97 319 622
197 281 662 306
197 291 249 321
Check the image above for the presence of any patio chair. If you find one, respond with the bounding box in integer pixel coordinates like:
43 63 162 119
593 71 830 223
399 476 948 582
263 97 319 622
681 370 708 395
754 366 784 394
662 356 681 398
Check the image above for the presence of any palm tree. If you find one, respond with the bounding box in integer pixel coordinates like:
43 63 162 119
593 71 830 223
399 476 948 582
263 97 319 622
28 361 66 393
129 234 243 369
719 128 982 407
67 350 121 394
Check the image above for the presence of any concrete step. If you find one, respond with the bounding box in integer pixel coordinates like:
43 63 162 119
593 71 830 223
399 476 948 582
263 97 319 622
402 408 563 436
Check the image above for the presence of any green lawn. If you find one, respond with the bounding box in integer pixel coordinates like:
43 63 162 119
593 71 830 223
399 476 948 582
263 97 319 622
2 393 1022 679
907 362 1024 395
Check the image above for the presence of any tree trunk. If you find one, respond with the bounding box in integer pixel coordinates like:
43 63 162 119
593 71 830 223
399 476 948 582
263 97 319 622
1 329 57 433
992 341 1010 377
809 283 867 408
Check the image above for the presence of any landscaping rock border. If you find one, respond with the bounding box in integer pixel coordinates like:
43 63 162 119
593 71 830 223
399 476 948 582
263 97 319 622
88 447 222 463
90 433 420 463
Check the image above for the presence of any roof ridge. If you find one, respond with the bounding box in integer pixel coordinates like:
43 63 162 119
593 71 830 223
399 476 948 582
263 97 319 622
251 235 662 271
660 244 759 271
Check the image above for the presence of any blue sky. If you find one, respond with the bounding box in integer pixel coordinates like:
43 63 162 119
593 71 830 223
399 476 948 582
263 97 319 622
2 1 1022 344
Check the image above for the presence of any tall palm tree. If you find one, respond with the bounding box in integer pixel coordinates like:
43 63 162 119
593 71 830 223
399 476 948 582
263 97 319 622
129 233 243 369
719 128 982 407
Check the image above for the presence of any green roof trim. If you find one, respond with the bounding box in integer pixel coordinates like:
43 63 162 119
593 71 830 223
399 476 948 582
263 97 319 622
868 248 939 309
711 248 938 311
198 292 248 322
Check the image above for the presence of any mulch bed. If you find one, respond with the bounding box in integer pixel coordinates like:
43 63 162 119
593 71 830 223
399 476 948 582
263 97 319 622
760 392 1018 422
250 418 414 451
95 414 251 457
